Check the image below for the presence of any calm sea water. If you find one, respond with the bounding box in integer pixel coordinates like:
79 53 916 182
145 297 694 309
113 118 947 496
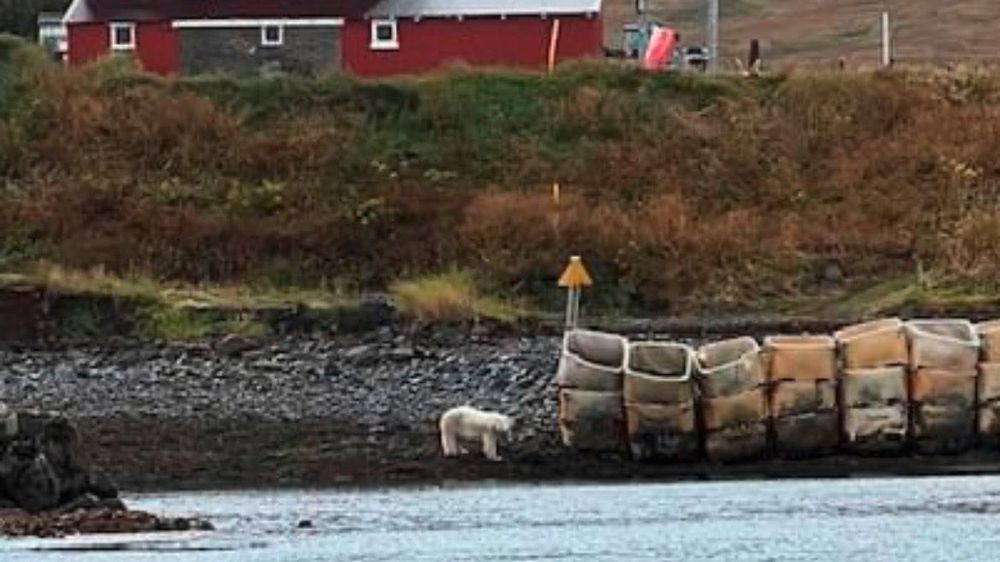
6 476 1000 561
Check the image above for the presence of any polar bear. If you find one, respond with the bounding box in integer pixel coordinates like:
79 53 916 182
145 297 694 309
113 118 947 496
439 406 514 462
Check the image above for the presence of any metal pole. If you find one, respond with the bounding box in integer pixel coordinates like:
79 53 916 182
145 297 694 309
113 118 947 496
881 11 891 67
708 0 719 71
565 287 583 329
574 288 582 327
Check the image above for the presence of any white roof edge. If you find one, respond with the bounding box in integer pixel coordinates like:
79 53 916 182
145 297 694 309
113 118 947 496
368 8 599 18
366 0 601 19
62 0 92 24
172 18 345 29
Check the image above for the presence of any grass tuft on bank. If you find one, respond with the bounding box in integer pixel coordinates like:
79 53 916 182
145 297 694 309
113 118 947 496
390 270 523 323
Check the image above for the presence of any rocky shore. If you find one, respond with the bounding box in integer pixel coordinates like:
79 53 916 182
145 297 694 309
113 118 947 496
0 508 213 538
1 328 564 489
5 328 1000 493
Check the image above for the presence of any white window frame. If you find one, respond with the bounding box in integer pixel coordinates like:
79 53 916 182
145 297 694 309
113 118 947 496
370 19 398 50
109 21 136 51
261 24 284 47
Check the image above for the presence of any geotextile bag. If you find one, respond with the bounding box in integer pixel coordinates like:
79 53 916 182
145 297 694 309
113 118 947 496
906 320 980 371
565 330 627 368
695 337 764 398
911 404 975 452
557 351 622 392
770 380 837 418
623 341 694 405
704 422 769 463
835 318 908 369
841 367 907 408
700 388 768 432
624 401 698 461
843 405 907 449
910 369 976 408
558 389 625 453
978 363 1000 403
976 320 1000 362
765 335 837 382
772 411 840 457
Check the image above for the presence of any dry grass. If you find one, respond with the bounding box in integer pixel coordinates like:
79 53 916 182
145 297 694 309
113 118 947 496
28 263 161 300
604 0 1000 69
9 262 355 311
390 270 522 323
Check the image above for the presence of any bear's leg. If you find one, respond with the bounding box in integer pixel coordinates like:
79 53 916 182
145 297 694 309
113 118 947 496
440 430 451 456
440 418 459 457
482 432 500 461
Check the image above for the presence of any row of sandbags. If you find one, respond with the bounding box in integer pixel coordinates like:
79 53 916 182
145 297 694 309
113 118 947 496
556 330 768 462
556 318 1000 462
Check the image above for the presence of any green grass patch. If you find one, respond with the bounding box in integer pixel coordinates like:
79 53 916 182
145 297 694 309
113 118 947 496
141 306 214 341
220 313 270 339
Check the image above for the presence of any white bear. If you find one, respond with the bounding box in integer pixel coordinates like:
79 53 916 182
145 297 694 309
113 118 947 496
439 406 514 462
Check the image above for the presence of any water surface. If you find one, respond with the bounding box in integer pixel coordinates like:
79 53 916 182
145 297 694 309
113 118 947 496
6 476 1000 561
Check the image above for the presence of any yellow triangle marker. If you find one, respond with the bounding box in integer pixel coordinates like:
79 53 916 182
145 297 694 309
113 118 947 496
558 256 593 288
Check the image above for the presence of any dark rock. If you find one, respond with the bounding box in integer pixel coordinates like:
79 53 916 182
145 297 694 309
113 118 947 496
0 508 215 537
0 436 60 514
0 409 121 515
297 519 313 528
99 497 127 511
336 294 399 333
388 346 416 361
55 492 101 513
216 334 261 357
89 473 118 500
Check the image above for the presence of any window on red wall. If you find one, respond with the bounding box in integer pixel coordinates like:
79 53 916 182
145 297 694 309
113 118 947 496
370 19 398 50
110 22 135 51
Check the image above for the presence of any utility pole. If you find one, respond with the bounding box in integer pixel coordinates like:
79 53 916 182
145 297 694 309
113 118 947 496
707 0 720 71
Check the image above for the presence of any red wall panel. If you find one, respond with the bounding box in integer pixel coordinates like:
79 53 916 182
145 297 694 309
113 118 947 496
67 22 180 76
136 22 181 75
343 16 603 77
67 23 109 66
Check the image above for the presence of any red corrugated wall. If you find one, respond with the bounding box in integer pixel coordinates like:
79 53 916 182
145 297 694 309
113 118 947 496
343 15 603 77
67 22 180 76
67 22 109 66
136 22 181 75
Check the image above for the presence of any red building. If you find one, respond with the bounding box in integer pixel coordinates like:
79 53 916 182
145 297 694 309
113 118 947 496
63 0 603 77
344 0 603 77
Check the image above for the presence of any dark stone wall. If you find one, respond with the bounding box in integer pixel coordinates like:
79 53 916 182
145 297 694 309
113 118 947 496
179 26 341 76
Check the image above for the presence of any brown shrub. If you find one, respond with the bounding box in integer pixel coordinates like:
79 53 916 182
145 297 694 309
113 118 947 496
10 63 1000 311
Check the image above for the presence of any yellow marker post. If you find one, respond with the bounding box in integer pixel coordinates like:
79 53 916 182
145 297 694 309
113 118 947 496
558 256 592 329
547 19 562 75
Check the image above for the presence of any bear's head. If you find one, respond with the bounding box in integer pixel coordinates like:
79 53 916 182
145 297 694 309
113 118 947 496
495 415 514 440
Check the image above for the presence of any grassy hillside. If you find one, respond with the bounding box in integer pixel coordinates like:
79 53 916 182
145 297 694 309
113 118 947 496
4 36 1000 317
605 0 1000 68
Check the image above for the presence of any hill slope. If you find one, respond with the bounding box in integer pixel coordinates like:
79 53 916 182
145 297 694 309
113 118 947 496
605 0 1000 67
